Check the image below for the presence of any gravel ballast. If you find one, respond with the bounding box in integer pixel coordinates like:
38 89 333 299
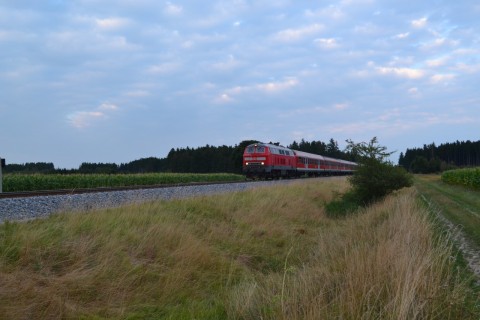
0 180 298 223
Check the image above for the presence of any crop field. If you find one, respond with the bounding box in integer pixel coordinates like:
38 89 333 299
441 167 480 190
2 172 244 192
0 178 478 319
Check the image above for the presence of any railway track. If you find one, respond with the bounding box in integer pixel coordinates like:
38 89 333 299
0 176 344 200
0 180 253 199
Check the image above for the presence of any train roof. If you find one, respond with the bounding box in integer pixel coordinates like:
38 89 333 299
293 150 325 160
249 142 292 152
291 150 357 166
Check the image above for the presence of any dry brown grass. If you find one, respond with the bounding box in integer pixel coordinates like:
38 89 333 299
227 189 478 320
0 178 477 319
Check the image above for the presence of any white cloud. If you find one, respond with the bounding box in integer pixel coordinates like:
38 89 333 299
125 90 150 97
273 24 324 42
340 0 374 5
334 103 348 110
147 62 181 74
277 102 348 119
426 56 449 67
256 78 298 93
430 73 456 83
375 66 425 79
420 37 459 51
45 29 139 54
217 77 299 103
454 63 480 74
164 2 183 15
394 32 410 39
353 23 380 35
411 17 428 28
99 103 118 111
314 38 339 49
408 87 420 96
95 17 130 30
214 93 234 104
326 108 476 137
67 103 119 128
304 6 345 21
212 55 241 71
67 111 106 128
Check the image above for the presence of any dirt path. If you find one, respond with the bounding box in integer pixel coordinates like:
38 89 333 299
420 194 480 283
415 175 480 284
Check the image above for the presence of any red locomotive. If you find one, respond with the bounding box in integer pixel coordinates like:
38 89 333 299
243 142 357 179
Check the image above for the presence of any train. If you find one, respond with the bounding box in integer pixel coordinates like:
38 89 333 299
243 142 357 179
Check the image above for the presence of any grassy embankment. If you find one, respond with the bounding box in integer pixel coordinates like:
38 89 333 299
2 172 244 192
1 178 478 319
415 174 480 247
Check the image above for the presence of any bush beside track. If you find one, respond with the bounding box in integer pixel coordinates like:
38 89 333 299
441 168 480 190
2 173 244 192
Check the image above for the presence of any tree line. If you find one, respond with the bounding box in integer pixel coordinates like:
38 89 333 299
3 138 355 174
398 140 480 173
6 139 479 175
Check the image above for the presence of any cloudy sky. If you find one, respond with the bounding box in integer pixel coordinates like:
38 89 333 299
1 0 479 168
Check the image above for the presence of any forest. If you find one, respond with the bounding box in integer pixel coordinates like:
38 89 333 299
398 140 480 173
3 138 353 174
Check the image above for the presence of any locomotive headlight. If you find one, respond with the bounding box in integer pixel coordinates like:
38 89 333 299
261 162 264 165
246 162 249 165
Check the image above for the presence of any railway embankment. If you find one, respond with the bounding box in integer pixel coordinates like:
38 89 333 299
0 179 303 223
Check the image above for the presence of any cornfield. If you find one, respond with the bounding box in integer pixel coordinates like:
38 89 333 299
441 167 480 189
2 173 244 192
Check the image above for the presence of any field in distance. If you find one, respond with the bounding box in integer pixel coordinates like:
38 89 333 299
2 172 244 192
1 177 478 319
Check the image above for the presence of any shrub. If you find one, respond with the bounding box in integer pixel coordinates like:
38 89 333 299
346 137 413 205
350 158 413 204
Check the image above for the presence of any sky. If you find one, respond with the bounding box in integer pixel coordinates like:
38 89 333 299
0 0 479 169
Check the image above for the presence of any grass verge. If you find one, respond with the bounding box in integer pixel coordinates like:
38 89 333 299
1 177 478 319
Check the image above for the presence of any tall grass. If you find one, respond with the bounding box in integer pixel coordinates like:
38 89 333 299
229 190 478 319
0 178 477 319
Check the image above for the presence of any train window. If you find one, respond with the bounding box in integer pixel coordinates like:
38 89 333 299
246 146 254 153
257 146 265 153
279 150 285 155
285 151 290 156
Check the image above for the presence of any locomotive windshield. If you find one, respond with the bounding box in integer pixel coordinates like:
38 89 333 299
246 145 266 153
